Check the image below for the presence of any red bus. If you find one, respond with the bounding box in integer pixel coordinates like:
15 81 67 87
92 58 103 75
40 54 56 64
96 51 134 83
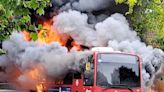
42 47 142 92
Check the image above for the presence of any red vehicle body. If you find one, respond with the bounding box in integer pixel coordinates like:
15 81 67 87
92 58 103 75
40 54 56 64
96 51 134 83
43 47 142 92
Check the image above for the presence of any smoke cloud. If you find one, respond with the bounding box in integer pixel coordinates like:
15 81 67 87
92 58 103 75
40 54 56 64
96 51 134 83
54 10 164 88
51 0 114 12
0 32 92 89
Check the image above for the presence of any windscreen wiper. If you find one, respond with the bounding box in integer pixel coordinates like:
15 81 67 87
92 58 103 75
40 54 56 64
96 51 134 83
103 84 133 92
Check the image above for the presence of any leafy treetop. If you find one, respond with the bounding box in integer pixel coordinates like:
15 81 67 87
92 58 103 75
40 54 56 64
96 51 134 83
0 0 50 41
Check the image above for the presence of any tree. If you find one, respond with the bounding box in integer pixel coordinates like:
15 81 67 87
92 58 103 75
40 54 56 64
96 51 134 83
128 0 164 49
0 0 50 41
115 0 142 14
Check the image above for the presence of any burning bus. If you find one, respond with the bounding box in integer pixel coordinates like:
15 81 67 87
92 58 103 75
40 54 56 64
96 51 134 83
40 47 142 92
0 4 163 91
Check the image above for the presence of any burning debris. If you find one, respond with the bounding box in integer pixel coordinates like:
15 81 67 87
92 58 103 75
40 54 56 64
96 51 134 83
0 0 164 91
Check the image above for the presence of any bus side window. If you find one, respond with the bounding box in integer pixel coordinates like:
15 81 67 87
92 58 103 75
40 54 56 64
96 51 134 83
83 70 94 86
83 55 94 86
74 72 81 79
64 72 73 84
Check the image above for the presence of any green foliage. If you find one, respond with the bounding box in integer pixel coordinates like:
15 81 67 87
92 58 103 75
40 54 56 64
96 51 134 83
0 49 6 55
38 24 43 30
115 0 141 14
37 8 45 16
129 0 164 49
0 0 50 41
30 32 38 41
155 37 164 49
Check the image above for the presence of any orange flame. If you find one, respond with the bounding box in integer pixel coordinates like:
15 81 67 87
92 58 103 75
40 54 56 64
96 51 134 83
28 68 40 80
23 19 82 50
23 30 31 41
22 19 83 91
36 84 44 92
71 41 82 51
25 66 45 92
38 20 67 45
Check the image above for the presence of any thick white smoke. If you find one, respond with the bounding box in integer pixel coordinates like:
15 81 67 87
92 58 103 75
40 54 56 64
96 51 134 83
53 10 98 47
54 10 164 88
0 32 92 89
71 0 112 11
52 0 114 12
51 0 125 23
